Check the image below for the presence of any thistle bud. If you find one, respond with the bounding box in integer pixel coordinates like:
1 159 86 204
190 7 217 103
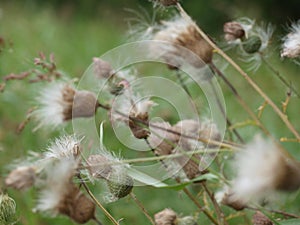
0 193 17 225
223 21 245 42
242 35 262 54
154 208 177 225
5 166 36 190
252 211 273 225
106 170 134 199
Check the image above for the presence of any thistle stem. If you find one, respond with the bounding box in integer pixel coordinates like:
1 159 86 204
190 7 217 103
176 2 300 140
78 174 119 225
130 192 155 225
175 70 192 97
261 56 300 98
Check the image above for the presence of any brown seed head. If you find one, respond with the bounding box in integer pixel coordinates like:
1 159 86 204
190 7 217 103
58 184 95 224
5 166 36 190
93 58 114 79
87 154 112 179
154 208 177 225
223 21 245 42
252 211 273 225
129 113 150 139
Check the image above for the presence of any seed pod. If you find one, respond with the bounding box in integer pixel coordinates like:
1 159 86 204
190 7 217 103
58 185 96 224
154 208 177 225
5 166 36 190
0 193 16 225
129 113 150 139
242 35 262 54
107 170 133 199
223 21 245 42
87 154 112 179
93 58 114 79
71 90 98 119
252 211 273 225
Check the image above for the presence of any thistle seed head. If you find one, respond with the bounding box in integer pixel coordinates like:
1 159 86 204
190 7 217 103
93 57 114 79
5 166 36 190
106 170 134 199
154 208 177 225
87 154 112 179
223 21 245 42
242 35 262 54
252 211 273 225
0 193 16 225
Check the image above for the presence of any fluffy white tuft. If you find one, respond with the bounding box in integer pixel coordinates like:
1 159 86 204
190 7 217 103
231 136 282 203
35 158 77 213
44 135 82 160
32 82 74 130
281 21 300 58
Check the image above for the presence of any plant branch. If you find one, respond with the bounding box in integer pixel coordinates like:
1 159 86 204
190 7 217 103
130 192 155 225
176 3 300 140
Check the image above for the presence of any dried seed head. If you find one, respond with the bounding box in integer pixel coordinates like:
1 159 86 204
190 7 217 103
154 208 177 225
34 83 98 129
242 35 262 54
148 122 179 156
87 154 112 179
281 21 300 58
128 99 155 139
71 90 98 119
215 188 246 210
5 166 36 190
154 0 178 6
0 193 16 225
176 216 198 225
93 57 114 79
252 211 273 225
44 135 82 160
106 170 134 199
58 185 96 224
153 18 213 69
129 113 150 139
223 21 245 42
229 136 300 206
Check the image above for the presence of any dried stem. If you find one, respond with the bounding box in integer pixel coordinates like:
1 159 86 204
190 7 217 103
202 183 228 225
98 102 241 150
130 192 155 225
176 3 300 140
78 174 120 225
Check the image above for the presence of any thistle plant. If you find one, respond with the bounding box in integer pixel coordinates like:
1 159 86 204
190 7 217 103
1 1 300 225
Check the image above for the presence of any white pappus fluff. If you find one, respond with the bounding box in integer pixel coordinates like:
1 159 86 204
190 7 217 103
33 82 74 130
35 158 78 213
44 135 82 160
281 21 300 58
231 136 283 203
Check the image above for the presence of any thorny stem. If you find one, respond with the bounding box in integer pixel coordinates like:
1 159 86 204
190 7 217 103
130 192 155 225
78 174 120 225
176 3 300 140
261 56 300 98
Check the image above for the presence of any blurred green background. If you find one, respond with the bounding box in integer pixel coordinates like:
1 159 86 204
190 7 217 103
0 1 300 225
